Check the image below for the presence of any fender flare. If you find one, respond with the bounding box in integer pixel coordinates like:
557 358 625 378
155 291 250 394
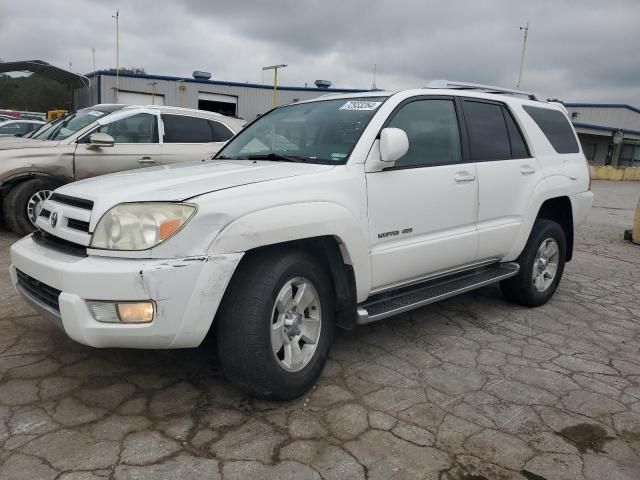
208 201 371 301
505 175 574 260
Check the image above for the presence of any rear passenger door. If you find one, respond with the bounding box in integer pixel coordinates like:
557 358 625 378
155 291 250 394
461 99 542 261
366 97 479 291
160 114 234 164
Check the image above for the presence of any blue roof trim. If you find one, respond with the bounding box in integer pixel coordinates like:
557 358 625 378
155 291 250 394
85 70 370 93
573 122 640 136
564 102 640 115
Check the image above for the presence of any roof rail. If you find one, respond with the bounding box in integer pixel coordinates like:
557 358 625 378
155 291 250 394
426 79 539 101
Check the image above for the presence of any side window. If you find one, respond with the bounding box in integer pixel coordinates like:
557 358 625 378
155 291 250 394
387 99 462 167
209 120 234 142
463 100 511 161
162 114 214 143
96 113 158 143
522 106 579 154
502 108 529 158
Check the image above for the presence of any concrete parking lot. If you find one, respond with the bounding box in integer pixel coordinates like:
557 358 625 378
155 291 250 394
1 180 639 480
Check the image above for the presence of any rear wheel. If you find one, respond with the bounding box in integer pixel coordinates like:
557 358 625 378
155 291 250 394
3 178 59 236
215 248 334 400
501 219 566 307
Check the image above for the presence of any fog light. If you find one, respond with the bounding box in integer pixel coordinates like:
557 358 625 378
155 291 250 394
117 302 154 323
87 301 154 323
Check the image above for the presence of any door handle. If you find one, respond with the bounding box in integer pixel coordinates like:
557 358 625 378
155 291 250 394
520 165 536 175
138 156 156 164
454 172 476 183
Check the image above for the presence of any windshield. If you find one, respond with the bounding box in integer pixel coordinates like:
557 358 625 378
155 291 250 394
49 109 112 140
216 97 387 163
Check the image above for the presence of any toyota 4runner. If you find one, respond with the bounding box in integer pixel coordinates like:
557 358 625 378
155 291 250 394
9 80 593 399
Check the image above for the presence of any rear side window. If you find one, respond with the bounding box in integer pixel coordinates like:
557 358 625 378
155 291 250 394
209 120 234 142
503 110 529 158
522 106 579 154
162 114 214 143
462 101 511 161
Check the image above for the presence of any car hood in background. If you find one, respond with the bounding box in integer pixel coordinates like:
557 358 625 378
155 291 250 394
0 138 59 150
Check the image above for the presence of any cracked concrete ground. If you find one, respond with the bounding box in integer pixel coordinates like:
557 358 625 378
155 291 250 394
1 180 639 480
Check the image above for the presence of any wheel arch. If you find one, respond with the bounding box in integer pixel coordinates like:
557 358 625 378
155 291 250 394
536 196 574 261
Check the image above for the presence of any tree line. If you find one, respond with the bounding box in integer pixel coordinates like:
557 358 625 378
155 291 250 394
0 75 71 112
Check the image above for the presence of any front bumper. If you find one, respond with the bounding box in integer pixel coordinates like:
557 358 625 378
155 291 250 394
9 235 242 349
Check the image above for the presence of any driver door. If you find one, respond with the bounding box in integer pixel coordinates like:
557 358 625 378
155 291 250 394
366 98 479 291
73 112 163 180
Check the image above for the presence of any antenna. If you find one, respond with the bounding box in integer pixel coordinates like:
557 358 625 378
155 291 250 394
516 22 529 89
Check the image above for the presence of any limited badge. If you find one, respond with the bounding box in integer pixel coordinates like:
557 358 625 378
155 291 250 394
50 211 58 228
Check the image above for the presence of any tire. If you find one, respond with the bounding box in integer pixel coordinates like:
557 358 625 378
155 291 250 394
500 219 566 307
215 247 335 400
2 178 59 236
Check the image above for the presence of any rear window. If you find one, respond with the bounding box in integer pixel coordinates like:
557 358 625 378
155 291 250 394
162 114 214 143
522 106 579 154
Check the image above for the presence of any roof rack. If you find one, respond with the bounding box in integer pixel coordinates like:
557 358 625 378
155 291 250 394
426 79 539 101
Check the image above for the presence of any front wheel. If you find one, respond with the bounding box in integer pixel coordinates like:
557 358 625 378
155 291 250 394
501 219 566 307
3 179 59 236
215 248 334 400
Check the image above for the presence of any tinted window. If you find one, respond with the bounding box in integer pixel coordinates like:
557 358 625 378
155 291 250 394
95 113 158 143
463 101 511 161
387 99 462 167
209 120 234 142
162 114 214 143
523 106 579 154
503 108 529 158
0 123 27 134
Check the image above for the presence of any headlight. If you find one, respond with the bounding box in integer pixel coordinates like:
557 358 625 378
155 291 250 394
90 203 196 250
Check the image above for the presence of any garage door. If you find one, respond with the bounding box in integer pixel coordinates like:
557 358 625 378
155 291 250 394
198 92 237 116
117 91 165 106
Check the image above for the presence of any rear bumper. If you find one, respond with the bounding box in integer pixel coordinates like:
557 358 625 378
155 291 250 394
10 235 242 349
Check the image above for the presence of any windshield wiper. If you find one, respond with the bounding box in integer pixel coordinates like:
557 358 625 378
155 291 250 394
245 153 309 162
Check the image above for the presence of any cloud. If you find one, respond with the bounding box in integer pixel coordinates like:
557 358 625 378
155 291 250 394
1 0 639 104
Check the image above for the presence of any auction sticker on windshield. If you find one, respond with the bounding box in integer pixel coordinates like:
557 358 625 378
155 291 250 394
339 100 382 111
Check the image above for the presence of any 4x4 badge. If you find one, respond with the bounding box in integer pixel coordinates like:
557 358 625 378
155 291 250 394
50 211 58 228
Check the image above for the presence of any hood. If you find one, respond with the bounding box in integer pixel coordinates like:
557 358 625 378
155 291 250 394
58 160 334 209
0 137 59 150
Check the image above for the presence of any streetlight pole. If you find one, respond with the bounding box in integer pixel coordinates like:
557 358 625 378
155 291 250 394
516 22 529 89
113 9 120 102
262 64 287 107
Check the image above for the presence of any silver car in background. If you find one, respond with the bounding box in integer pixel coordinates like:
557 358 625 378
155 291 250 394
0 104 245 235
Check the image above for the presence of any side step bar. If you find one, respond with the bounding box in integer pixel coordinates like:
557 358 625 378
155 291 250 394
356 262 519 325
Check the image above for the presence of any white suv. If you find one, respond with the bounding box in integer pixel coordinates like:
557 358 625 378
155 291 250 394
9 81 593 399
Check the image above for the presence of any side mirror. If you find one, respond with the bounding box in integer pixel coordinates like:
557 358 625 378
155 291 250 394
89 132 115 147
379 128 409 163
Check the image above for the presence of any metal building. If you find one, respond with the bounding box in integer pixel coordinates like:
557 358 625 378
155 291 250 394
565 103 640 167
74 71 369 121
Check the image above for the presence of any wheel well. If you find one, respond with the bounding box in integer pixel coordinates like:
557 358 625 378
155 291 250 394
536 197 574 261
239 236 358 330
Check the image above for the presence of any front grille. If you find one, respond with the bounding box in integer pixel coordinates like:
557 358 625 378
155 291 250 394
49 193 94 210
32 230 87 257
67 218 90 232
16 269 61 313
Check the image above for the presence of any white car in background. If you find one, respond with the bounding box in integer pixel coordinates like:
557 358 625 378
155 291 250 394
0 105 244 234
0 119 45 137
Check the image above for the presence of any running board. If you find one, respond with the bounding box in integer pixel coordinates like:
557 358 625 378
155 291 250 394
357 262 519 325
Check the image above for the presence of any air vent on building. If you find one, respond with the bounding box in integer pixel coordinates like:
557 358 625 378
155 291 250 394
193 71 212 80
314 80 332 89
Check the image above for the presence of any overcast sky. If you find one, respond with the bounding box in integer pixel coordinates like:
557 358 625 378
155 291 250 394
1 0 639 105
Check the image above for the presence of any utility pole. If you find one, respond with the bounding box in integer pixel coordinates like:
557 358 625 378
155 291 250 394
371 64 377 90
149 82 158 105
113 9 120 102
516 22 529 89
262 64 287 107
92 47 96 73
